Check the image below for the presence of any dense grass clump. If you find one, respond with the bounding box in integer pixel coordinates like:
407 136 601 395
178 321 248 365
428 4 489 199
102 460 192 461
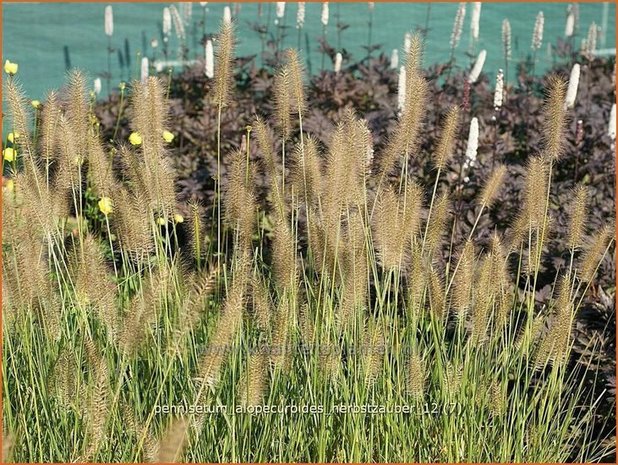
2 22 615 463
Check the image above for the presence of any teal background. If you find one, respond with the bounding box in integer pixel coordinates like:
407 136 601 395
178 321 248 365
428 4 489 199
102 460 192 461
2 2 616 101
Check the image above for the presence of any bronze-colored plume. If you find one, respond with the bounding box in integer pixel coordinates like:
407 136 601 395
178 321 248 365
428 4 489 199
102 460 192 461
153 418 188 463
479 165 507 208
566 185 588 250
541 75 568 161
213 21 236 108
432 106 460 170
578 224 613 282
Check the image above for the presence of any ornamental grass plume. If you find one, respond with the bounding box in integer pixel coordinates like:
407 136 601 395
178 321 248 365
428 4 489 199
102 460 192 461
214 20 235 109
578 225 613 282
541 75 568 161
39 91 60 163
566 185 588 251
381 33 428 176
432 106 459 171
468 49 486 83
239 353 268 408
154 418 188 463
478 164 507 208
224 149 257 251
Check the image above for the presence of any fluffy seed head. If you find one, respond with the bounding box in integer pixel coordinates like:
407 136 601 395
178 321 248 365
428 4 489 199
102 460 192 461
214 20 236 107
566 185 588 250
433 106 460 170
479 165 507 207
578 225 612 282
541 75 568 161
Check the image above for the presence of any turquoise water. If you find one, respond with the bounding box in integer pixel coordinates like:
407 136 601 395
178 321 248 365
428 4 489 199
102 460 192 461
2 2 616 101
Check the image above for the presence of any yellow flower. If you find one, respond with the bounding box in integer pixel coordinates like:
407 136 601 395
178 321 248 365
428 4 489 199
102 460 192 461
3 147 16 162
98 196 113 216
4 179 14 192
31 100 41 109
173 214 184 224
7 132 20 143
129 132 143 146
162 130 175 143
156 217 167 226
119 82 126 91
4 60 18 75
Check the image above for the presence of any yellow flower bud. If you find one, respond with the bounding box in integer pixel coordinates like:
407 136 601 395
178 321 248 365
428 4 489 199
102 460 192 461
156 217 167 226
162 130 175 143
7 132 20 143
5 179 14 192
3 147 16 162
173 214 184 224
129 132 143 146
4 60 18 75
98 196 113 216
31 100 41 109
119 82 126 91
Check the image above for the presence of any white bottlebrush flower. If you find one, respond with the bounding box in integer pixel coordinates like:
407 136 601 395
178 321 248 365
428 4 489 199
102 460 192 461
564 63 580 109
276 2 285 19
223 6 232 25
368 2 375 11
94 78 102 96
321 2 329 27
141 57 149 84
493 69 504 110
163 7 172 37
169 5 186 41
334 52 342 73
609 104 616 140
180 2 193 24
390 49 399 69
296 3 306 29
397 66 406 112
450 3 466 50
200 2 208 7
468 49 486 84
531 11 544 51
470 2 482 41
404 32 412 54
104 5 113 37
502 19 512 61
565 12 575 37
585 22 598 58
464 117 479 168
205 39 214 78
151 38 159 49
